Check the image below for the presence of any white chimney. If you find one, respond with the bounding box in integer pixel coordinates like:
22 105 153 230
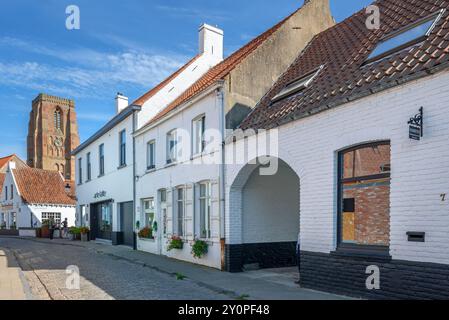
199 24 224 60
115 92 128 114
9 161 16 170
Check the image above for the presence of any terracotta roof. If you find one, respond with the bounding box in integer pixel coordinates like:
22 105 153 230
240 0 449 130
145 7 302 126
0 173 5 192
12 167 76 206
0 155 15 170
132 54 202 106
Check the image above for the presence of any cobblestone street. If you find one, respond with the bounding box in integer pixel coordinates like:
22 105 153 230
0 237 231 300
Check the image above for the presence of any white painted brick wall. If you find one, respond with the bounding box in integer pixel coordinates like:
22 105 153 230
225 69 449 266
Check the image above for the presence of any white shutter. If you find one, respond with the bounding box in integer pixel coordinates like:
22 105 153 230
210 179 220 239
185 183 194 240
166 188 173 236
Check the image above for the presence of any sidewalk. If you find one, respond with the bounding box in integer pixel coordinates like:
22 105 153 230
0 248 28 300
13 237 349 300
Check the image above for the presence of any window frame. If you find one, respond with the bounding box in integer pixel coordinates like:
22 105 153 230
166 129 178 164
78 157 83 185
192 115 206 156
175 187 185 237
364 9 445 65
99 144 105 177
10 185 13 200
197 181 211 239
142 198 155 229
86 152 91 181
119 129 126 167
146 140 156 170
336 141 391 257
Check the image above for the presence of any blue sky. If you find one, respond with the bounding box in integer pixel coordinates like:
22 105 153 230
0 0 373 159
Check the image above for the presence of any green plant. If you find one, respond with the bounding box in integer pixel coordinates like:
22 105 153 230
167 236 183 251
79 227 90 234
191 239 208 259
136 220 140 230
138 227 153 239
175 273 186 280
69 227 81 235
236 294 250 300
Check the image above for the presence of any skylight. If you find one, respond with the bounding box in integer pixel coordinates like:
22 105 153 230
271 66 323 102
366 9 445 64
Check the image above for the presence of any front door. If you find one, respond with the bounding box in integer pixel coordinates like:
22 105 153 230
91 201 112 240
120 202 134 247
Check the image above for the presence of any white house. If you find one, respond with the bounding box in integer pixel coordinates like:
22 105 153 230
223 0 449 299
0 162 76 236
133 0 334 268
73 23 224 247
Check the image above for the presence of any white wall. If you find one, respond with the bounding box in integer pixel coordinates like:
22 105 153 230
0 169 21 229
75 115 134 232
242 161 300 244
226 70 449 266
135 91 223 268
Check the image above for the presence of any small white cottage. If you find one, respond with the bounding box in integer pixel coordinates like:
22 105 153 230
0 161 76 236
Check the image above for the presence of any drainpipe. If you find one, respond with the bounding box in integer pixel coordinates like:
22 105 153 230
217 87 226 269
132 110 137 250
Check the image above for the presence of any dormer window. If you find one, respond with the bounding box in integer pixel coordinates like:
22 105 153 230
271 66 323 103
365 9 445 64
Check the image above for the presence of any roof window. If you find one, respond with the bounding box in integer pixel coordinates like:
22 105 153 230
271 65 323 102
365 9 445 64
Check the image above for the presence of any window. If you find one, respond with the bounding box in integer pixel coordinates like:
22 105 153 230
338 142 391 250
192 115 206 155
167 130 178 164
86 152 91 181
54 108 62 130
42 212 61 226
143 198 155 229
366 10 444 64
176 187 185 237
119 129 126 167
198 182 211 238
99 144 105 176
78 158 82 184
10 185 13 200
4 186 7 201
147 141 156 170
271 66 323 102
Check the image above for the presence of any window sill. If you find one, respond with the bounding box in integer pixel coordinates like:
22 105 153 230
85 179 92 183
146 166 156 173
165 161 177 168
97 174 105 178
139 237 156 242
117 164 127 170
331 244 391 261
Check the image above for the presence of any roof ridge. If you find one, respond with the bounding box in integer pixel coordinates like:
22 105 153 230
145 6 303 127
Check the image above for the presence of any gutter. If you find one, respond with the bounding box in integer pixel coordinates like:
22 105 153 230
217 87 226 269
132 109 138 250
72 104 142 155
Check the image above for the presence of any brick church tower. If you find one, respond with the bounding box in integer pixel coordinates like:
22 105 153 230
27 93 80 181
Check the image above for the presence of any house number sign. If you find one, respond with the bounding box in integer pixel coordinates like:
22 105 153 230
408 107 424 141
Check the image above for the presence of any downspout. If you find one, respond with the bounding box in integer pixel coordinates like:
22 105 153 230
217 87 226 270
132 110 137 250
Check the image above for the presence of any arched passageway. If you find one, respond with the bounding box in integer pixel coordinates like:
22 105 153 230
226 158 300 272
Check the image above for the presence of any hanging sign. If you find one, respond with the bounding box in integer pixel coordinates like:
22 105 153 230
408 107 423 141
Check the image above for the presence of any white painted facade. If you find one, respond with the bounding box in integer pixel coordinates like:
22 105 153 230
134 89 224 268
74 24 224 243
0 164 75 232
225 69 449 266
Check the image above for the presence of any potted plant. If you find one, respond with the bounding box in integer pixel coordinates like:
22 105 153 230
167 236 183 251
191 239 208 259
138 227 154 240
80 227 90 242
41 221 50 238
68 227 81 241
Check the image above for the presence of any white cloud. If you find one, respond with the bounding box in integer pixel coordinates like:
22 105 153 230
155 5 230 21
0 37 188 99
77 111 113 122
